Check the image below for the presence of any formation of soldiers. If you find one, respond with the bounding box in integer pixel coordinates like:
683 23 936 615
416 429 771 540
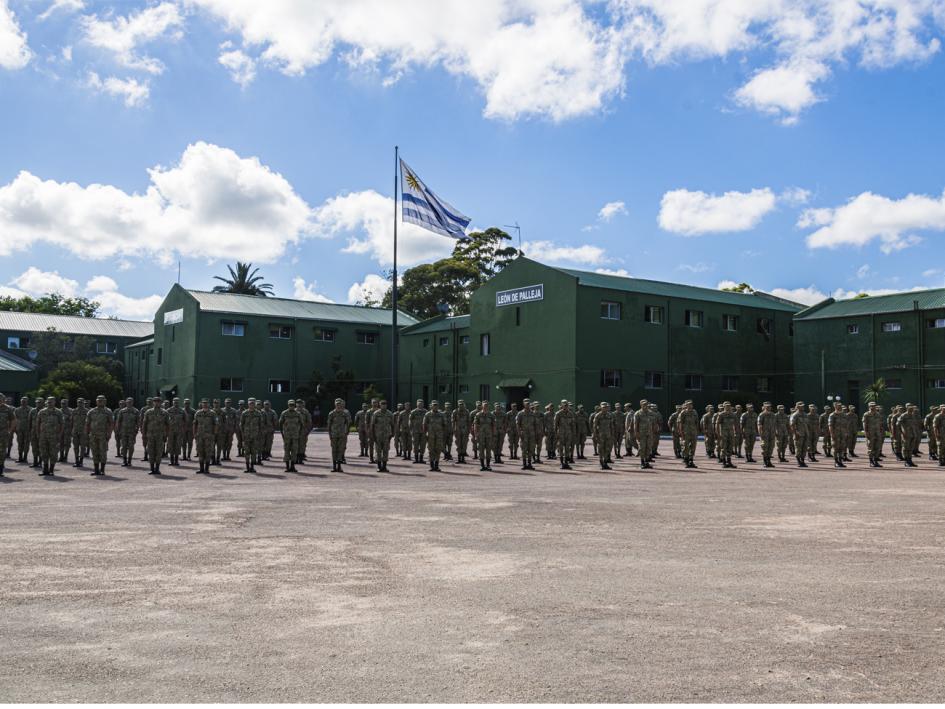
1 391 943 478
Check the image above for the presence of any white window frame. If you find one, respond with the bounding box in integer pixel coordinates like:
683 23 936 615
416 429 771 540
313 327 336 343
480 333 491 356
685 310 704 328
600 301 621 320
644 305 663 325
684 374 703 391
356 331 378 345
882 321 902 333
928 318 945 329
221 320 246 337
269 379 291 393
757 376 771 393
601 369 622 388
929 378 945 389
96 341 117 354
847 324 859 335
644 370 663 389
269 325 293 340
722 314 738 332
722 375 739 392
439 336 449 347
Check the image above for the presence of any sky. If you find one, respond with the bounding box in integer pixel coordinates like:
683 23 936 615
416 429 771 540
1 0 945 321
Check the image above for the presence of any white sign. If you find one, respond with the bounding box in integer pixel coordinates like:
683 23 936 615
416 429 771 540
496 284 544 307
164 308 184 325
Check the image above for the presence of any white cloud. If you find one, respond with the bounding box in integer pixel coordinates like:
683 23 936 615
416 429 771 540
718 280 926 307
0 141 316 264
780 186 811 205
218 41 256 87
10 267 79 297
38 0 85 22
521 239 605 265
0 285 28 299
81 1 183 74
597 200 627 221
0 0 31 70
659 187 777 235
314 189 454 267
734 59 829 125
677 261 713 273
856 264 871 279
801 188 945 253
923 268 941 278
594 267 630 277
347 273 390 305
86 71 150 107
292 276 333 303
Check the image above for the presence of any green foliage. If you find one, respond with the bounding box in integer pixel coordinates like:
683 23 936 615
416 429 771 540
720 282 754 293
212 262 274 296
361 384 385 405
0 292 99 317
295 356 356 410
32 362 123 407
26 330 125 381
863 378 889 405
853 293 870 299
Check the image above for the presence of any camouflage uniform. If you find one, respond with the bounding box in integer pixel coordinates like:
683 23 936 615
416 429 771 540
423 402 448 471
37 400 64 476
820 405 832 456
327 400 351 471
29 398 43 467
774 405 790 462
789 404 810 467
452 402 470 463
13 398 30 463
633 402 656 467
574 405 589 459
933 407 945 466
594 404 615 470
862 404 885 468
195 403 218 473
182 401 196 460
115 401 140 466
371 403 394 472
0 397 14 475
613 403 626 458
279 401 303 472
400 403 413 460
58 399 72 462
493 403 507 463
543 405 556 460
212 401 225 464
409 401 427 464
472 405 496 471
757 405 778 467
143 403 170 474
678 404 699 468
668 406 682 459
740 404 758 463
166 400 186 466
71 400 89 467
506 404 519 459
355 404 370 457
222 401 239 461
715 405 738 468
553 401 575 469
85 398 114 475
700 406 716 458
262 403 278 460
298 404 312 464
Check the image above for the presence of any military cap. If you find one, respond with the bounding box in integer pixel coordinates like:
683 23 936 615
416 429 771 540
334 398 344 404
431 400 439 406
288 399 296 405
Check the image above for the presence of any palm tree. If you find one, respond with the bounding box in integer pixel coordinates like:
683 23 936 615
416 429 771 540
863 378 888 405
212 262 274 297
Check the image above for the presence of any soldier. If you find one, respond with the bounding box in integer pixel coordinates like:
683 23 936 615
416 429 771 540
195 399 218 474
828 402 847 468
590 404 600 456
298 402 312 464
740 403 758 464
847 405 859 458
221 398 238 461
898 404 920 468
409 399 427 464
355 403 369 457
262 400 278 461
472 400 496 471
0 394 14 476
573 404 588 459
493 402 507 464
115 398 139 467
182 398 195 460
789 402 810 468
327 398 351 472
733 404 744 458
423 400 448 471
515 398 535 471
542 403 556 460
712 404 723 459
530 401 542 462
57 398 72 463
36 397 63 477
635 400 657 468
366 398 380 464
452 400 471 464
393 403 404 457
166 397 186 466
820 404 833 458
85 395 114 476
933 405 945 466
28 397 43 468
234 399 246 457
700 405 716 458
138 403 149 461
143 398 170 475
71 398 89 468
594 402 615 469
678 400 699 469
806 403 820 462
928 405 940 462
668 405 682 459
13 396 30 463
443 402 454 461
889 405 903 460
506 403 520 460
554 400 576 469
715 401 738 469
862 402 885 468
774 404 790 463
400 401 413 460
279 400 303 472
613 402 626 459
757 402 777 468
472 400 481 460
211 399 225 465
371 400 394 472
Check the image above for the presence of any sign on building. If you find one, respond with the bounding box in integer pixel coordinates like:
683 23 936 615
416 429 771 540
496 284 544 307
164 308 184 325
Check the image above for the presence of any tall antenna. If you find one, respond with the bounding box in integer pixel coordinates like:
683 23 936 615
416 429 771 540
504 222 521 250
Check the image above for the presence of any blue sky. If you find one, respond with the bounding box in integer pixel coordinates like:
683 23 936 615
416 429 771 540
1 0 944 319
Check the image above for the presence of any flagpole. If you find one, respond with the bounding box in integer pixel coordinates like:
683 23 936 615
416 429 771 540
391 146 399 407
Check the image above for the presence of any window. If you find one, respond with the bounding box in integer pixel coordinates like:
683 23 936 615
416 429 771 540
269 325 293 339
789 322 794 337
157 347 163 365
601 369 622 388
479 384 490 402
480 333 491 356
722 375 739 391
269 379 290 393
422 338 429 348
882 321 902 333
439 336 449 347
96 341 117 354
439 384 450 394
171 326 175 342
684 374 703 391
221 320 245 337
313 327 335 342
459 384 470 394
644 305 663 324
685 310 704 328
356 331 378 345
6 336 28 349
722 314 738 332
460 335 470 345
886 378 903 390
516 306 521 326
644 371 663 389
756 318 771 335
847 324 859 335
928 318 945 329
757 376 771 393
220 377 243 392
62 339 74 352
929 378 945 389
600 301 621 320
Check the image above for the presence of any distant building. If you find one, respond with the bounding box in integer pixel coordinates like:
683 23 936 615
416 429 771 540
0 349 39 401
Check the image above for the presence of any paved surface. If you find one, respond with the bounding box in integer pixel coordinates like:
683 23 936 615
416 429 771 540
1 434 944 702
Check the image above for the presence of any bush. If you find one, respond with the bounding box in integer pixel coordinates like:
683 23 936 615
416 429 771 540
32 362 124 408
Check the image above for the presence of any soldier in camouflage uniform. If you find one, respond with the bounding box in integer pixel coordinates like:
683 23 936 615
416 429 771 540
279 400 303 472
589 404 600 456
553 400 575 470
542 403 556 460
355 404 369 457
715 402 738 469
898 404 921 467
637 401 660 468
366 398 380 464
234 400 246 457
452 400 470 464
262 401 278 461
925 406 938 461
393 403 403 457
14 396 30 463
774 404 790 463
400 402 413 460
612 402 625 459
700 405 716 458
472 401 481 460
574 404 588 459
506 403 519 459
221 398 238 461
371 400 394 472
593 402 615 470
472 401 496 471
139 403 149 461
409 399 427 464
515 398 535 471
678 400 699 469
36 398 63 476
847 405 859 458
757 402 777 468
85 395 114 476
327 398 351 472
423 400 448 471
443 402 454 460
493 402 506 464
806 403 820 462
0 394 14 476
210 399 225 465
195 399 218 474
115 398 139 467
71 398 89 468
863 402 885 468
182 399 195 460
932 405 945 466
298 402 312 464
741 403 759 463
828 402 846 467
28 397 43 468
143 398 170 475
668 405 682 459
531 401 543 462
57 398 72 463
166 397 186 466
820 404 833 457
789 402 810 467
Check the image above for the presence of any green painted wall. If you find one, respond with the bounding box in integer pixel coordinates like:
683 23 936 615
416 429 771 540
397 319 471 405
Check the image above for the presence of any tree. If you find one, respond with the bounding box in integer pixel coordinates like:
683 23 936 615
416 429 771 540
212 262 274 296
33 362 123 407
720 282 754 293
295 356 356 410
27 330 125 381
863 378 889 406
0 292 99 317
361 384 385 406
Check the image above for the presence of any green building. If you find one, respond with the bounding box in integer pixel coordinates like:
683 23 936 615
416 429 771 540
0 349 39 401
398 257 801 412
125 285 418 410
793 289 945 410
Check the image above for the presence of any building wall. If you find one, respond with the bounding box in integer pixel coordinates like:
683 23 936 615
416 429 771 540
397 321 471 405
0 369 39 401
0 328 140 368
123 342 155 401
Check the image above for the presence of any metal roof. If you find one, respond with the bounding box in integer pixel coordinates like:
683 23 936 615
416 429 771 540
0 311 153 338
401 315 471 335
0 349 37 372
186 290 419 327
125 338 154 348
554 267 803 312
795 288 945 320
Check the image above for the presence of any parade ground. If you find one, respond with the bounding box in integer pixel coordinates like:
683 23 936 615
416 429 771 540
1 434 944 703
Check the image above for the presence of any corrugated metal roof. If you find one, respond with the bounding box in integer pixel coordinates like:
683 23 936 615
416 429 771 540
0 311 153 338
402 315 471 335
555 267 803 312
126 338 154 348
0 349 37 372
795 288 945 320
187 290 419 326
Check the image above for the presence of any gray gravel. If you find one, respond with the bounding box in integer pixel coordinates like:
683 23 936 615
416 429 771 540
1 435 943 702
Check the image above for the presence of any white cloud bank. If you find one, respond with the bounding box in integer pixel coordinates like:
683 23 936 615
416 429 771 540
86 71 150 107
598 200 627 221
521 240 605 265
716 279 926 307
347 273 390 305
4 268 162 320
659 187 777 235
0 0 31 69
81 2 183 74
292 276 333 303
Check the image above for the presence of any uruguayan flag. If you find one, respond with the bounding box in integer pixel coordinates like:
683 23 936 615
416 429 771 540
400 159 471 239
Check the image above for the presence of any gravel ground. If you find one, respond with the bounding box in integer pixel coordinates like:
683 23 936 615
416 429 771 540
1 434 943 702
